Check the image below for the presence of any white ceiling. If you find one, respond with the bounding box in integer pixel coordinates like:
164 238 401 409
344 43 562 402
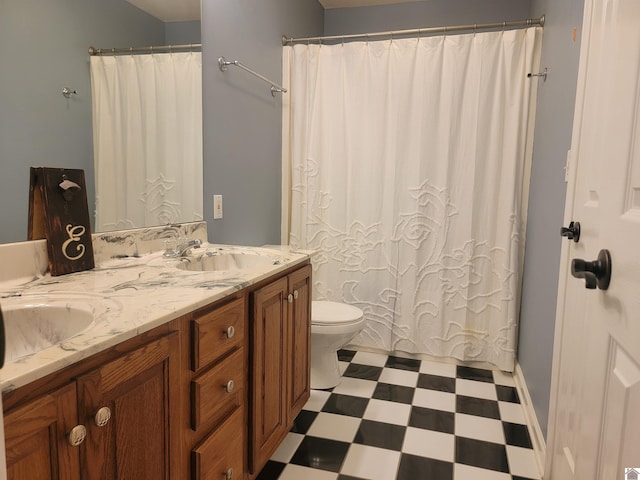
126 0 425 21
319 0 425 8
126 0 200 22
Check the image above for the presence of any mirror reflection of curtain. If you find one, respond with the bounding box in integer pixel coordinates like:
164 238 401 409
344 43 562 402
283 29 542 371
90 52 203 231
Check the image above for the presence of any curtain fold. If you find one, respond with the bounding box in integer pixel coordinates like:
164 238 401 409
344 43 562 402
90 52 203 231
285 28 542 371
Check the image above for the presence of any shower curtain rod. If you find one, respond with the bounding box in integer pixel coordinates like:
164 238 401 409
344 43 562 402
88 43 201 56
282 15 544 45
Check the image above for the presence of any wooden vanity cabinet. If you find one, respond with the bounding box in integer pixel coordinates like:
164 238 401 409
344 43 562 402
286 266 312 423
4 382 80 479
192 407 244 480
3 259 312 480
3 329 180 480
187 296 248 480
249 264 311 476
77 332 180 480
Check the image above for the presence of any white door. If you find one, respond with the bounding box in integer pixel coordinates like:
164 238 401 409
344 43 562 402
546 0 640 478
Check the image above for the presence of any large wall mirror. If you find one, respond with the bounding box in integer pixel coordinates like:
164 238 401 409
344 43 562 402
0 0 201 244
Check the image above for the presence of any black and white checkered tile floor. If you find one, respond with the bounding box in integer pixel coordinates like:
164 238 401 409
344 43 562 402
256 349 541 480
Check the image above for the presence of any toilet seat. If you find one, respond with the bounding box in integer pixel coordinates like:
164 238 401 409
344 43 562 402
312 301 363 326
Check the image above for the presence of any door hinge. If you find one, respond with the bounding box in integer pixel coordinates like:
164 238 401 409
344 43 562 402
564 149 572 183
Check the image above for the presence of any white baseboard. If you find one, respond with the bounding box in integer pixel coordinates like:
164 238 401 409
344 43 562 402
513 362 546 478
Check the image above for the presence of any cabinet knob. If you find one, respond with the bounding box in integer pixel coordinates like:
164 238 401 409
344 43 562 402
224 468 234 480
94 406 112 427
68 425 87 447
226 325 235 339
293 290 299 300
287 294 294 304
225 380 235 393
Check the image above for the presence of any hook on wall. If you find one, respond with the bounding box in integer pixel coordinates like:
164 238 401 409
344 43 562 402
62 87 78 98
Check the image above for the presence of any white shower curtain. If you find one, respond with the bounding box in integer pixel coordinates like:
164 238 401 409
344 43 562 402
284 28 542 371
90 52 203 231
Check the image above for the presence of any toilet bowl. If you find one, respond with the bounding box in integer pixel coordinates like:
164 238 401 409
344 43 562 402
311 301 364 390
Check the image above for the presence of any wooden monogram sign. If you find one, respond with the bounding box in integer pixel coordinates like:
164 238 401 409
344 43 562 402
28 167 95 276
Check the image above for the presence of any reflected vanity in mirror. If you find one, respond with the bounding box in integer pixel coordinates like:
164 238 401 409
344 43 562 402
0 0 202 244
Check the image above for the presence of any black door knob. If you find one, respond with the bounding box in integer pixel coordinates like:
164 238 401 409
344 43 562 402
561 221 581 242
571 249 612 290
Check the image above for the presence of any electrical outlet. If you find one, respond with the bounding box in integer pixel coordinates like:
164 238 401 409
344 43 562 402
213 195 223 219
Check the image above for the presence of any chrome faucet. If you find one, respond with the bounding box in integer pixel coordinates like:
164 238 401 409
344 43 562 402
163 238 202 258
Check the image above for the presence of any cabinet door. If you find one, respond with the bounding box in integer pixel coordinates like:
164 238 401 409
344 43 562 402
4 382 81 480
250 277 288 474
287 265 311 424
77 332 180 480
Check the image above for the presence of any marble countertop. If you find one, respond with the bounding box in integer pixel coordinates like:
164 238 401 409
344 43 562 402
0 243 311 393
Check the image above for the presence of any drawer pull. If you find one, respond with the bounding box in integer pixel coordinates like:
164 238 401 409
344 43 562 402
94 406 112 427
225 380 235 393
226 325 235 339
224 468 234 480
68 425 87 447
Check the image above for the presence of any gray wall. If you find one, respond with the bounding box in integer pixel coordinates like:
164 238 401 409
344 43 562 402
0 0 168 244
165 21 201 45
519 0 584 438
324 0 532 35
201 0 324 245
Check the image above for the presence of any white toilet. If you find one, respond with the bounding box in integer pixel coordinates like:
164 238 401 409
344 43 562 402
311 301 365 390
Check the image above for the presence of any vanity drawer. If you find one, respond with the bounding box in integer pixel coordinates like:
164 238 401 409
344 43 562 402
192 297 245 371
191 348 244 431
192 407 244 480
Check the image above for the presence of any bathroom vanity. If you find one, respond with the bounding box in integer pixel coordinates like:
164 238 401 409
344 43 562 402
0 223 312 480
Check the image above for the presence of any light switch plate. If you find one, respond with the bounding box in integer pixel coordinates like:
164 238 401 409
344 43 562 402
213 195 223 219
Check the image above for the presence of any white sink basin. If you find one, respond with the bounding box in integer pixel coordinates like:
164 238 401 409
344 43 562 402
176 251 277 272
2 302 95 362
